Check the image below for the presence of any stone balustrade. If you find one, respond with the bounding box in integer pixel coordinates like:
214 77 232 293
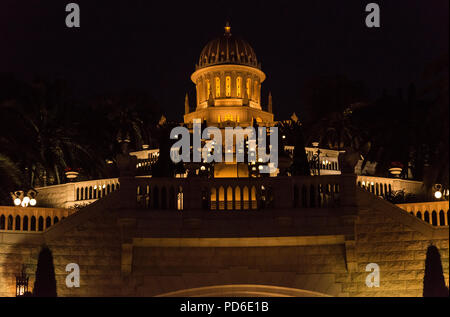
356 175 425 198
35 178 119 208
396 201 449 226
133 175 349 211
0 206 74 232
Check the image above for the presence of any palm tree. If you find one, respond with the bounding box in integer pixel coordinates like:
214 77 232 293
0 154 22 205
0 79 102 187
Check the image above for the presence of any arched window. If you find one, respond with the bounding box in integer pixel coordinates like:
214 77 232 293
254 81 258 100
206 79 211 98
23 216 29 231
15 215 21 230
54 217 59 225
198 81 202 101
225 76 231 97
0 215 5 230
236 77 242 97
215 77 220 98
416 211 422 220
246 78 251 98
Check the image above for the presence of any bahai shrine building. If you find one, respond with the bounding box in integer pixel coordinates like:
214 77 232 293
0 25 448 297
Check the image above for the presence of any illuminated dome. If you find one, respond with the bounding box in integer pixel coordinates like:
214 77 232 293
196 23 260 70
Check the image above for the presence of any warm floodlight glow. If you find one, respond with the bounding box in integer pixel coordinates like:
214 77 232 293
29 199 36 206
14 198 21 206
434 191 442 199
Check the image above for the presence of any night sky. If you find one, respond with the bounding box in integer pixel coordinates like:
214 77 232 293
1 0 448 121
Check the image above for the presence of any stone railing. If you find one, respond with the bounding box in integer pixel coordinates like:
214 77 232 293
356 175 425 199
35 178 119 209
396 201 449 226
0 206 75 232
132 174 354 211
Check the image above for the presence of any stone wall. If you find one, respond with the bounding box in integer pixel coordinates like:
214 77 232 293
0 184 448 297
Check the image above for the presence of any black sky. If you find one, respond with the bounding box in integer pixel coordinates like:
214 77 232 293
1 0 448 121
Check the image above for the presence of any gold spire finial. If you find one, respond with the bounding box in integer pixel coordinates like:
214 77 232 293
224 22 231 36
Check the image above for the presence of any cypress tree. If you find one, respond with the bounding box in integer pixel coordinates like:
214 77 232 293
423 245 449 297
33 246 57 297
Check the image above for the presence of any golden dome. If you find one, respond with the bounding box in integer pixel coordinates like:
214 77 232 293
196 23 260 70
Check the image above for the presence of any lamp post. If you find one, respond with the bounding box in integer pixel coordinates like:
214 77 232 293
11 189 37 207
15 267 29 297
312 142 321 176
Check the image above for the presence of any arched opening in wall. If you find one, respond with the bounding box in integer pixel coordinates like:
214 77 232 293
0 215 5 230
293 185 299 208
155 285 331 297
177 186 184 211
309 184 316 208
54 217 59 225
153 186 160 209
201 188 209 210
161 187 167 210
15 215 21 230
431 211 438 226
218 186 225 210
46 216 52 228
38 216 44 231
7 215 13 230
107 184 111 194
89 186 92 200
23 216 28 231
424 211 430 223
210 187 217 210
416 211 422 220
251 186 257 209
439 210 445 226
235 186 241 210
384 184 388 197
243 186 249 210
227 186 233 210
30 216 36 231
76 188 80 200
169 187 175 210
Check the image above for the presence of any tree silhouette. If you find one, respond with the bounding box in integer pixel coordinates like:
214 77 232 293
423 245 449 297
33 246 57 297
